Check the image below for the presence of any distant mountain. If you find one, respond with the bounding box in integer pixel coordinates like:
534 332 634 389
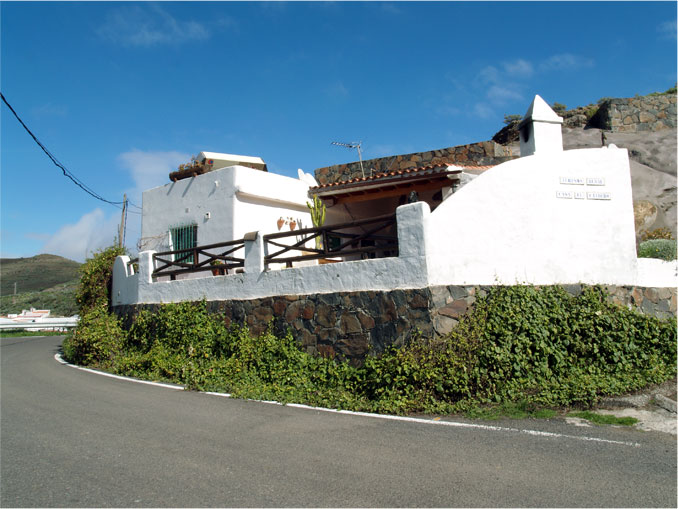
0 254 81 296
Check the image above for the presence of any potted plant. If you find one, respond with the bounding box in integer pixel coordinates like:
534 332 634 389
210 259 225 276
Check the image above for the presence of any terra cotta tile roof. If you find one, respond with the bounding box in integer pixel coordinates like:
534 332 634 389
310 163 495 191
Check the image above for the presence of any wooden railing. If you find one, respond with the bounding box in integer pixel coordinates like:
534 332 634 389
264 213 398 267
127 258 139 274
153 238 245 279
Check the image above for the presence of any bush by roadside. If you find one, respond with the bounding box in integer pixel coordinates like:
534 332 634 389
62 282 677 416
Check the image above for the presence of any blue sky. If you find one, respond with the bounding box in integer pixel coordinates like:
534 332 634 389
1 1 676 262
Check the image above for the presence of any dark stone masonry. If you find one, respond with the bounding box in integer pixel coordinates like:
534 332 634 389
314 141 515 186
592 94 676 133
112 284 676 366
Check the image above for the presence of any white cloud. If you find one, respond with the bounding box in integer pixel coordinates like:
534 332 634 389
658 20 677 40
435 104 461 116
41 209 120 262
326 81 349 99
118 149 189 204
487 85 523 104
503 59 533 77
380 3 403 15
540 53 594 71
96 4 210 47
473 103 494 119
472 63 527 109
476 65 500 85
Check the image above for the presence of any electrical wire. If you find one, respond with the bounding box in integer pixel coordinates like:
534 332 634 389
1 92 126 207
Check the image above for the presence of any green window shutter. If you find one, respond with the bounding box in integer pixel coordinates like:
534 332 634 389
170 224 197 263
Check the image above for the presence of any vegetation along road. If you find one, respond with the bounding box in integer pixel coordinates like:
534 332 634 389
2 335 676 508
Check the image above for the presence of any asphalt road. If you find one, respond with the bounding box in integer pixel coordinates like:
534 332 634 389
1 335 676 507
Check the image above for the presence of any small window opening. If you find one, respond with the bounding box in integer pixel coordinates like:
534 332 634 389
170 224 197 264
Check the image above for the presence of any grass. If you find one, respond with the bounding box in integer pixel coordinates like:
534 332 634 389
0 281 79 317
0 253 80 317
569 410 638 426
464 401 558 420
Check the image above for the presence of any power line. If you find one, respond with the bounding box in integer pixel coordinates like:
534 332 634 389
1 92 126 207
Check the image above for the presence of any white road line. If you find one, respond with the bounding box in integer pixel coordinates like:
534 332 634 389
54 353 183 390
57 354 641 447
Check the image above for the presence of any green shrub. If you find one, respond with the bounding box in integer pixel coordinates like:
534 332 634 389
638 239 677 261
503 114 522 125
75 245 126 314
62 306 125 367
552 102 567 113
66 286 676 416
128 301 228 358
345 286 676 413
647 84 677 97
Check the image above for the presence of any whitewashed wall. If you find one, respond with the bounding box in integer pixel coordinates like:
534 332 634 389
112 256 138 305
140 165 312 253
636 258 678 287
426 145 639 286
112 203 430 305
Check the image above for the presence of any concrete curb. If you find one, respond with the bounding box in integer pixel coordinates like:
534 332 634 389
654 394 677 414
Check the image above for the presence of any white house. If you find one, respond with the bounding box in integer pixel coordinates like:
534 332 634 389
139 152 313 263
112 95 676 308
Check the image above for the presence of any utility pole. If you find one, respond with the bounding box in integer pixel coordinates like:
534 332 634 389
13 282 17 305
118 194 127 249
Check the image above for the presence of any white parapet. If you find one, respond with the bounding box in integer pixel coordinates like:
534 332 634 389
636 258 678 287
112 255 139 306
113 203 431 305
426 144 638 286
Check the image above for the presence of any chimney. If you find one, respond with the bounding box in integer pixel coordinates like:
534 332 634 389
518 95 563 157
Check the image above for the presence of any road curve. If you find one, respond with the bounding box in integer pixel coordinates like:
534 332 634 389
1 335 676 507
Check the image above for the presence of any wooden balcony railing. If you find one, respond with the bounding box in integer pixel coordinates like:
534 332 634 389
127 258 139 274
264 213 398 267
153 238 245 280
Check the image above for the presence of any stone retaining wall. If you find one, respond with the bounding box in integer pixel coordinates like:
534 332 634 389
492 95 677 145
593 94 676 133
112 284 676 365
314 141 515 186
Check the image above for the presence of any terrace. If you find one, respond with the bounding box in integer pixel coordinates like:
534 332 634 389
113 96 674 311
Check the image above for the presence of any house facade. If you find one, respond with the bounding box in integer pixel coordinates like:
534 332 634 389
112 96 676 362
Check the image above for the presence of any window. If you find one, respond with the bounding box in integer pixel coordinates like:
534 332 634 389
170 224 197 264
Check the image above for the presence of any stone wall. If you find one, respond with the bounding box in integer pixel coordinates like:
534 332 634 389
112 284 676 365
314 141 515 186
593 94 676 133
492 94 677 145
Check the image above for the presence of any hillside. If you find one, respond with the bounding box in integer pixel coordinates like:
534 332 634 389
0 254 81 296
0 281 79 317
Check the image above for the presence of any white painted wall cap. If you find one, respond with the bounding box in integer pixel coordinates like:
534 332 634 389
519 94 563 125
199 151 265 165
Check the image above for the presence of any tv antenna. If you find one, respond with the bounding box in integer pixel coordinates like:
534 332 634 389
331 141 366 178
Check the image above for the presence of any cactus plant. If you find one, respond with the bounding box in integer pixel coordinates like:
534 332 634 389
307 196 326 249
